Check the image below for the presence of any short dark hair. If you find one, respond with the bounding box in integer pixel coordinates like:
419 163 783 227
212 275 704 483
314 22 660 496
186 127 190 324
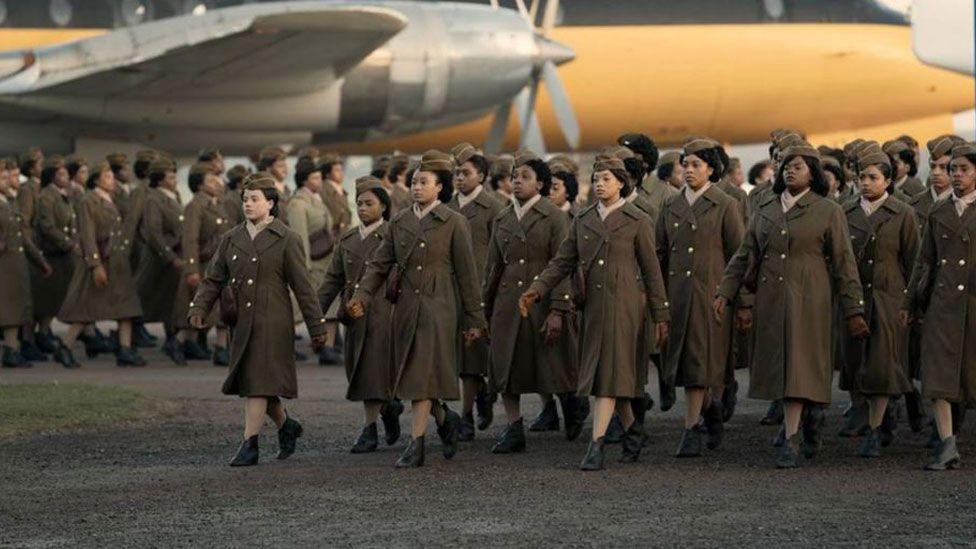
657 162 675 182
618 133 659 171
521 158 553 197
198 149 222 163
294 158 321 188
388 162 408 185
773 154 829 197
188 171 207 193
551 170 579 203
893 148 918 177
357 185 392 221
622 157 646 193
319 158 343 179
67 158 87 180
133 159 153 180
461 154 490 185
256 155 283 172
680 146 728 183
747 160 771 186
149 168 173 188
40 165 61 187
822 161 846 188
594 168 633 198
241 186 280 218
86 162 111 190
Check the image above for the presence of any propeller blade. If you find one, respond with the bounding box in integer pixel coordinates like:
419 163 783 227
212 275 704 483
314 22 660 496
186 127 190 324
513 0 530 21
541 0 559 36
528 0 540 25
541 60 580 149
515 82 546 153
485 99 512 154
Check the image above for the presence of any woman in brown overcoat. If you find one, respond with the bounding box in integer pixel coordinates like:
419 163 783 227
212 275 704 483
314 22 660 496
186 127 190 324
58 161 148 367
715 143 868 469
32 160 79 359
188 173 327 466
135 159 185 363
902 143 976 470
319 178 403 453
841 145 918 458
520 156 670 471
483 152 583 454
448 142 505 440
317 153 353 364
347 150 486 468
657 138 744 457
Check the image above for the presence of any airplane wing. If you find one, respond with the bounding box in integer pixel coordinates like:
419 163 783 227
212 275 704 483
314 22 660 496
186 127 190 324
0 2 407 99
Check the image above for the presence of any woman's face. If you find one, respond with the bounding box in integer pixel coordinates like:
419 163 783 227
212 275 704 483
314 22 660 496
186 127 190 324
304 170 323 194
73 165 90 186
759 166 774 186
242 189 274 222
950 156 976 196
512 165 541 202
356 190 385 225
824 169 839 195
681 153 713 190
0 168 8 194
201 173 223 197
928 155 951 193
549 176 568 206
270 158 288 183
97 168 117 194
892 156 910 180
593 170 623 203
54 167 70 189
783 155 812 192
411 171 442 206
160 170 177 191
858 164 889 201
496 175 513 194
454 161 484 195
328 163 344 184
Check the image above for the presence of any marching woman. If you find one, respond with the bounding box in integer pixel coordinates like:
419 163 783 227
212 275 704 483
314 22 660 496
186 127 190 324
519 155 670 471
484 151 583 453
346 150 485 468
447 142 504 440
840 143 918 458
317 153 352 366
318 176 403 453
32 158 79 362
188 172 327 466
135 159 185 364
58 161 148 367
715 143 867 468
657 138 744 457
883 139 925 198
902 142 976 470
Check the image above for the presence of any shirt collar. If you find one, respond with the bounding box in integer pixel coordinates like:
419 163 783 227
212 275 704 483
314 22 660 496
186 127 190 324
781 187 810 212
457 184 484 209
159 187 180 203
359 219 384 240
330 180 345 196
894 175 908 190
94 187 114 204
560 201 572 212
413 200 441 220
860 192 888 217
684 182 711 206
245 215 275 240
512 193 542 221
597 197 627 221
932 186 952 202
299 186 323 203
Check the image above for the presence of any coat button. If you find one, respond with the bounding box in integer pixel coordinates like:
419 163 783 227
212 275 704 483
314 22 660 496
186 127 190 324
519 259 525 264
688 247 694 253
781 230 787 235
866 283 872 289
959 285 966 291
232 255 237 261
416 265 423 271
961 259 967 266
691 225 697 231
246 302 252 308
780 254 786 259
251 257 257 263
564 294 570 299
596 283 602 289
247 279 254 285
778 276 784 282
583 235 589 240
17 246 23 252
231 278 236 283
517 281 523 287
941 259 947 265
867 259 873 265
685 270 692 277
673 222 679 228
597 259 605 266
414 289 420 294
419 242 426 248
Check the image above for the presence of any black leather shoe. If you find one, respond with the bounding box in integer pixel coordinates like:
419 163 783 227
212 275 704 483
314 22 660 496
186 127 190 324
168 339 187 366
492 418 527 454
676 427 703 457
36 330 62 354
528 399 560 432
838 401 868 437
721 380 739 422
436 405 461 459
132 323 157 348
580 437 606 471
925 435 961 471
475 389 496 431
927 422 941 449
604 414 626 444
905 388 928 433
776 435 799 469
879 406 897 447
196 330 211 355
760 400 784 425
80 331 113 358
53 343 80 369
380 399 404 446
395 436 425 468
229 435 259 466
859 428 882 458
277 416 303 459
19 340 47 362
659 377 677 412
458 412 475 442
619 423 648 463
212 346 229 367
318 346 343 366
351 423 379 454
558 392 584 442
631 393 651 427
703 398 725 450
182 339 210 361
801 405 825 458
772 426 786 447
1 346 32 368
116 347 147 367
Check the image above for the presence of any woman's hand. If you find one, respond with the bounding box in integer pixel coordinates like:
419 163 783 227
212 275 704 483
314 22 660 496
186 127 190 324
542 312 564 345
712 296 727 323
310 334 327 352
847 314 870 340
735 307 753 332
518 290 540 317
93 265 108 287
189 314 206 329
463 328 485 346
186 272 201 289
654 321 669 349
346 298 366 319
898 310 911 329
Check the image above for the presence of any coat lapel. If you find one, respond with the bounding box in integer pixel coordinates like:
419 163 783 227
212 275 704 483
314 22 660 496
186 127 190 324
253 219 286 256
581 206 607 240
784 190 818 222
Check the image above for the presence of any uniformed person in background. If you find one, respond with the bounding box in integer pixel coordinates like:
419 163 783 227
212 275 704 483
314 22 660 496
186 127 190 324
15 148 46 362
346 150 485 468
488 154 515 204
257 147 292 213
379 153 412 215
895 134 925 193
883 139 925 199
318 176 403 453
317 152 352 365
902 142 976 470
58 161 148 367
447 142 504 440
221 164 250 228
188 172 328 467
656 151 684 193
619 132 677 215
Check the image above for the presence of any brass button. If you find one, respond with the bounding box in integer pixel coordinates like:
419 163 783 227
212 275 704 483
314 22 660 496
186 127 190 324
419 242 426 248
781 230 787 236
867 259 873 265
414 289 420 294
247 279 254 285
941 259 948 265
519 259 525 264
416 265 423 271
597 259 605 266
778 276 784 281
780 254 786 259
673 222 679 228
17 246 23 252
232 255 238 261
517 281 523 287
687 247 694 253
959 285 966 291
245 302 252 308
960 260 967 266
685 270 692 277
251 257 257 263
596 283 602 289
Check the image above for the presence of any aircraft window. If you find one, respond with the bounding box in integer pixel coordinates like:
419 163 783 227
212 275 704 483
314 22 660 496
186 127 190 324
121 0 149 26
49 0 72 27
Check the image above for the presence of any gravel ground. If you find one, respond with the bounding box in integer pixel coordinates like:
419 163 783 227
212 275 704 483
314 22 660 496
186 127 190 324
2 334 975 547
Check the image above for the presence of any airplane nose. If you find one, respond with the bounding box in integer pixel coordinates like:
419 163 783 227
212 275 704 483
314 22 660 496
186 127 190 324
534 35 575 68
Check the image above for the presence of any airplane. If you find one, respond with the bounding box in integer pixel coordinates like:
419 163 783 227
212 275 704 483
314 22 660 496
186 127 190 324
0 0 969 157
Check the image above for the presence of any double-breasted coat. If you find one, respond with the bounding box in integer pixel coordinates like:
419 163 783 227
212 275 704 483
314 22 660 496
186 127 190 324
318 224 395 401
897 176 926 198
626 192 661 387
172 192 228 329
58 190 143 323
638 174 678 215
135 188 183 323
657 185 744 388
484 197 577 395
0 196 44 327
220 189 244 227
319 181 352 320
840 196 918 396
188 219 327 398
352 204 487 401
718 190 864 404
905 197 976 404
31 185 78 320
286 188 333 322
905 188 950 378
529 202 670 398
447 187 504 378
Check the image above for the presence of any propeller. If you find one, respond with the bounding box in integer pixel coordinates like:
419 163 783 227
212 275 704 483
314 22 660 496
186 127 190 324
484 0 579 155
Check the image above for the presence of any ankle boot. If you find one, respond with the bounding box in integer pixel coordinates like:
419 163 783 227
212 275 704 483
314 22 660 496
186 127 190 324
604 414 626 444
436 404 461 459
801 405 825 458
775 434 799 469
36 330 61 354
458 412 475 442
580 437 606 471
619 423 648 463
2 346 32 368
380 399 404 446
859 428 882 458
703 398 725 450
212 346 229 367
904 388 927 432
229 435 259 466
528 399 560 432
838 401 869 437
132 323 157 348
760 400 784 425
475 388 496 431
276 416 303 459
491 419 527 454
53 343 80 369
925 435 961 471
395 436 425 468
182 339 210 360
115 346 147 367
676 427 703 458
558 392 584 442
721 380 739 422
351 423 379 454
